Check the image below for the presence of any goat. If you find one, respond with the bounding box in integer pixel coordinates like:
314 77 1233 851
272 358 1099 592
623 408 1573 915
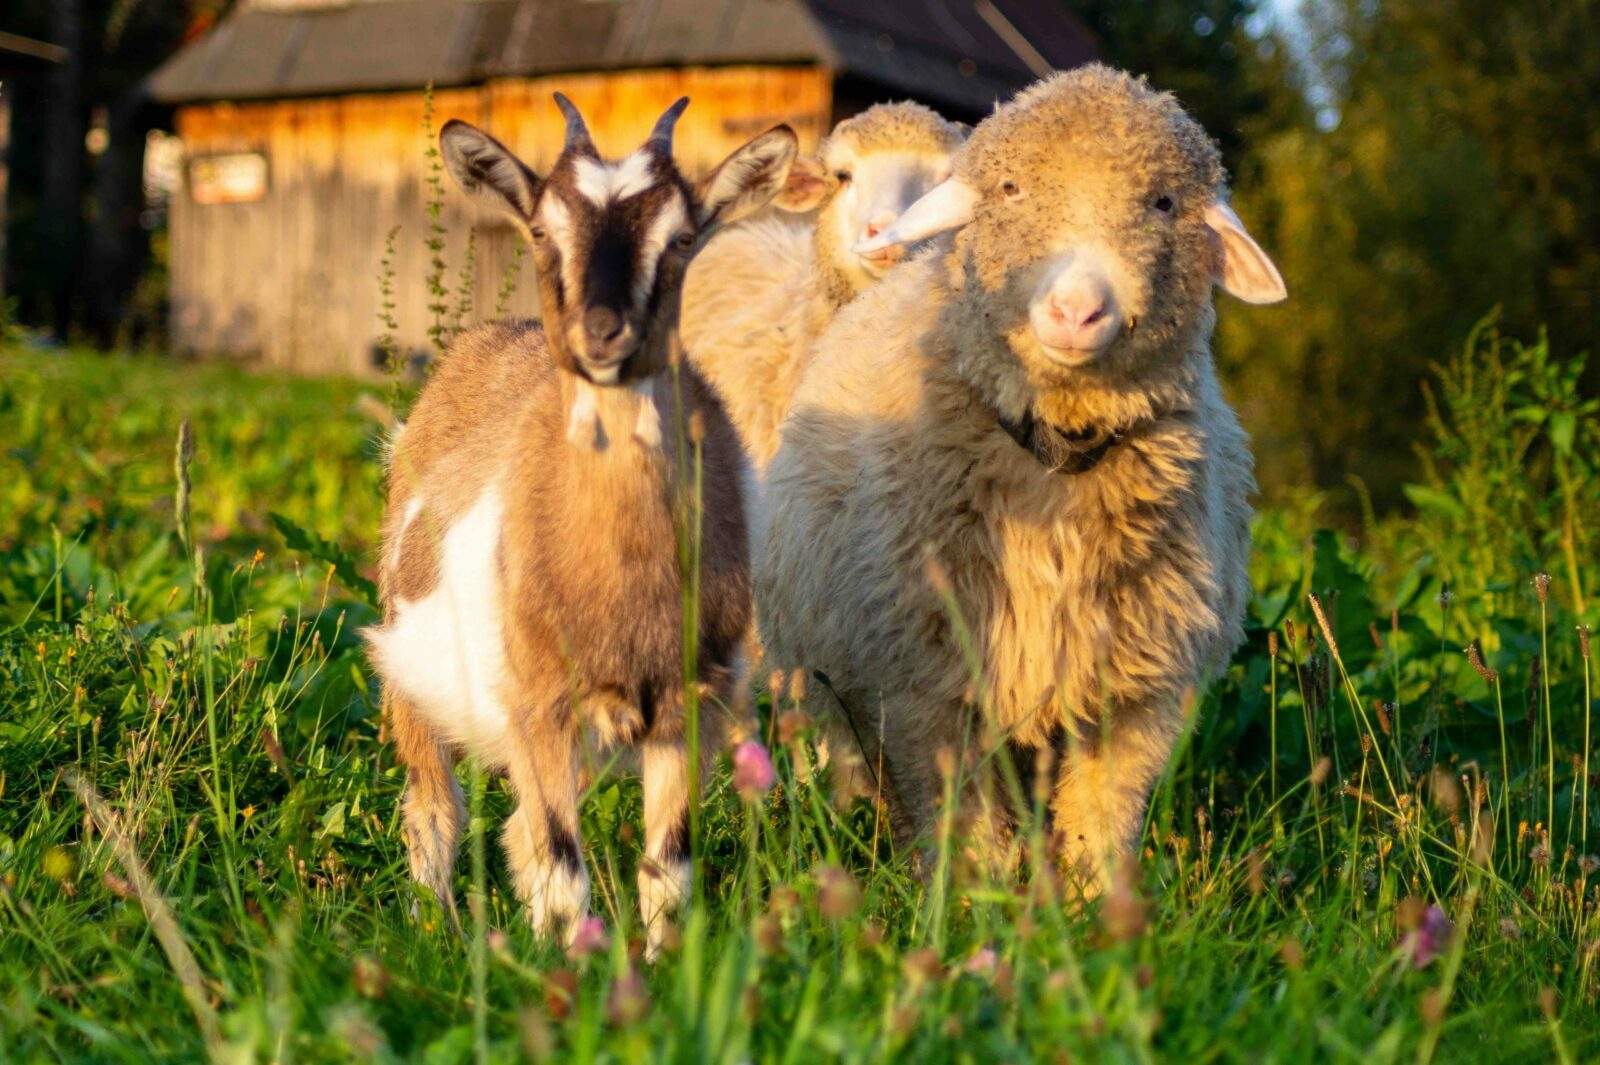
365 95 796 952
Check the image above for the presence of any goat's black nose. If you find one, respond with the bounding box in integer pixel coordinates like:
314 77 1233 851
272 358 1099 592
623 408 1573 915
584 307 624 344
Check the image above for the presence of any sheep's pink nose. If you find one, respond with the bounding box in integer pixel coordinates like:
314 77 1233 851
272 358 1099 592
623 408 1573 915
1047 289 1108 331
1031 276 1120 356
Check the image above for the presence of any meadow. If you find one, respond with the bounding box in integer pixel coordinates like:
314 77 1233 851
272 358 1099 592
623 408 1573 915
1 328 1598 1063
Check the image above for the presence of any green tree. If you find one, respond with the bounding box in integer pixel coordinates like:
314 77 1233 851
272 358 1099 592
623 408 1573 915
1219 0 1600 510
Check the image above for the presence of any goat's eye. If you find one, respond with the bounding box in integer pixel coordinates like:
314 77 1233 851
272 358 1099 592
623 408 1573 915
1153 195 1175 213
673 232 696 251
833 169 852 184
530 225 548 242
1000 179 1022 199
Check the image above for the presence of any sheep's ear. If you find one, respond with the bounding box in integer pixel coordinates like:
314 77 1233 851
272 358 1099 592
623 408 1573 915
697 125 799 230
854 177 978 254
772 156 832 213
440 120 543 224
1204 201 1287 305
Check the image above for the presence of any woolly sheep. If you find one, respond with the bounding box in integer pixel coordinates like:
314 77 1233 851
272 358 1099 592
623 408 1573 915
680 102 968 475
755 65 1287 892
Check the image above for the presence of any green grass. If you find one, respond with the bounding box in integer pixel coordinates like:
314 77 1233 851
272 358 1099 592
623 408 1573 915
2 347 1597 1062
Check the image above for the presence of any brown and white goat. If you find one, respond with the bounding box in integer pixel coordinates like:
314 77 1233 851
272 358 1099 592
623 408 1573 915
365 95 796 951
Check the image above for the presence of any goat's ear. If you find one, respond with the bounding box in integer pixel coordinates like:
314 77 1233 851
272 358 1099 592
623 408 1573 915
772 156 832 213
696 125 798 230
1204 200 1287 305
440 120 542 225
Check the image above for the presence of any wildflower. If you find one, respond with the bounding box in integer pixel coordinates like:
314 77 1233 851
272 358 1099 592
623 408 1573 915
1099 858 1147 942
815 863 861 920
353 953 389 999
1464 641 1496 684
787 668 807 704
732 740 776 800
1308 593 1340 659
42 847 74 882
1579 625 1592 659
902 947 944 988
1529 842 1551 868
1369 621 1384 651
1278 939 1304 970
241 805 256 821
767 669 786 699
1498 916 1521 940
1419 988 1446 1027
1539 986 1559 1021
544 969 579 1019
859 919 886 948
567 915 608 960
1534 572 1550 604
777 708 810 744
963 947 999 978
1310 756 1332 787
1398 900 1453 969
102 871 134 899
1579 855 1599 876
1268 631 1279 658
1375 701 1393 736
753 912 783 954
768 884 801 916
922 547 953 596
606 968 650 1025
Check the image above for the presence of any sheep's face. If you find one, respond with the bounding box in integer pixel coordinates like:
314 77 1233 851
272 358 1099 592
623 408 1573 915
858 66 1285 391
775 103 967 297
441 97 797 384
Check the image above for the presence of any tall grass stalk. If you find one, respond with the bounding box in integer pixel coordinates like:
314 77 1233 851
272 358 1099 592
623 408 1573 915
1582 626 1593 851
469 760 488 1065
1538 577 1555 842
70 771 224 1061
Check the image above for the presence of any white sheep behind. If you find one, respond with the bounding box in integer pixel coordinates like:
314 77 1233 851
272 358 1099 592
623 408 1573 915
680 102 967 477
757 65 1286 892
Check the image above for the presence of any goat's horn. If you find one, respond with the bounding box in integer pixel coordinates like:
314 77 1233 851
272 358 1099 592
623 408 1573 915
647 97 690 155
854 177 979 254
553 92 596 155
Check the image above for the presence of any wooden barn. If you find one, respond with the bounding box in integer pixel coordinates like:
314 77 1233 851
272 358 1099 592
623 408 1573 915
147 0 1096 376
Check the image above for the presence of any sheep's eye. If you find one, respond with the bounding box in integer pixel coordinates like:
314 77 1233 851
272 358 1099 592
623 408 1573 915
672 231 697 251
530 225 548 242
1153 195 1175 213
1000 179 1022 199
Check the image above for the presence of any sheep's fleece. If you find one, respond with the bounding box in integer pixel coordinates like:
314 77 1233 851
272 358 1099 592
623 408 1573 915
756 65 1276 891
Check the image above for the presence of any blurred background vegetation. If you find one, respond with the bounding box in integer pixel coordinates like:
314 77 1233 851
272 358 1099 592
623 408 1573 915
2 0 1597 515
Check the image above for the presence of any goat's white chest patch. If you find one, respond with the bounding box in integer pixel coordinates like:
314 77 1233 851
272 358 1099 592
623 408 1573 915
368 489 513 763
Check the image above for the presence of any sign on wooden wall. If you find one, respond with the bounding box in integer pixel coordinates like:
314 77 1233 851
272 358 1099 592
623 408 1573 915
189 152 269 205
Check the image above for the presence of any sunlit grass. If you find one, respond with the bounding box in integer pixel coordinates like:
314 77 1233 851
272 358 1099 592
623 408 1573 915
1 348 1596 1062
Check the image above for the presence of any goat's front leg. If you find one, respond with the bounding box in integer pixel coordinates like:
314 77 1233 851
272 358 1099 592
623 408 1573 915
1050 699 1184 899
502 699 590 942
388 690 465 923
638 734 692 959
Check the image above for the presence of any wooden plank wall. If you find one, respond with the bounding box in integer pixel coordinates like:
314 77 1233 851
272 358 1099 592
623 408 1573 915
169 66 830 376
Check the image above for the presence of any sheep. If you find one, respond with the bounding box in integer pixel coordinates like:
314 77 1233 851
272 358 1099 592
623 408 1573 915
755 64 1287 894
680 101 968 476
364 94 797 953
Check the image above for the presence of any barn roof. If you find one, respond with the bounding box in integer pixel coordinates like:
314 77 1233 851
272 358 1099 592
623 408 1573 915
147 0 1097 115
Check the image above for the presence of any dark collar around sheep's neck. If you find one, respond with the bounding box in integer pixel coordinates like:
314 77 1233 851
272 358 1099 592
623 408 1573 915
995 407 1125 475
